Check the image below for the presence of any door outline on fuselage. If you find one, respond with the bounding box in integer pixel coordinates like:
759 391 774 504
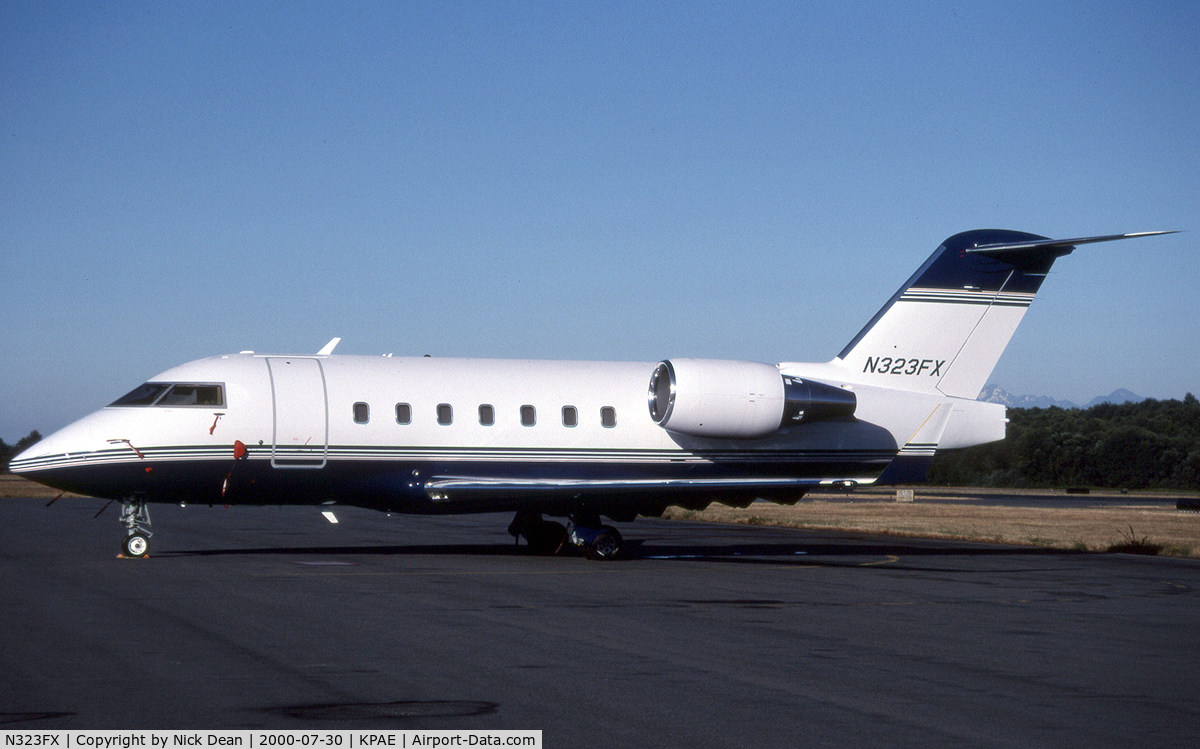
266 357 329 468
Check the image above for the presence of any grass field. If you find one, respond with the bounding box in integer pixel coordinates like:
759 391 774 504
4 474 1197 557
664 487 1200 557
0 474 81 499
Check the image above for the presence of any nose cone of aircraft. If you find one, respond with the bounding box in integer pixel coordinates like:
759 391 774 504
9 441 39 471
7 410 126 496
8 433 73 494
12 415 90 468
9 427 70 473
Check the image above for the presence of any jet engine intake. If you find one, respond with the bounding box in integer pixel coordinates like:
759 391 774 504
648 359 856 439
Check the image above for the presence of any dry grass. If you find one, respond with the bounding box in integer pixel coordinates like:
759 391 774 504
663 488 1200 557
0 474 79 498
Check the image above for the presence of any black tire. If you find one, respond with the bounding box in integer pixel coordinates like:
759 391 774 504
122 533 149 558
585 526 623 560
528 520 568 556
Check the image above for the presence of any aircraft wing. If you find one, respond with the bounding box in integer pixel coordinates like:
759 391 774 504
422 475 851 502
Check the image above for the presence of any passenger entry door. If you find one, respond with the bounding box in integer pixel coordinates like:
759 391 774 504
267 357 328 468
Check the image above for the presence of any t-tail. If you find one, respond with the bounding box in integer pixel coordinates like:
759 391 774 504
833 229 1175 398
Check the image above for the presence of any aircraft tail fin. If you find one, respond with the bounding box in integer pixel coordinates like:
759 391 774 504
834 230 1174 399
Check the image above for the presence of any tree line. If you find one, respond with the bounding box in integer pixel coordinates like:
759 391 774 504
929 394 1200 490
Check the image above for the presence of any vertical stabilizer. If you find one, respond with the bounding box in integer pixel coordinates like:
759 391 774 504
834 230 1173 399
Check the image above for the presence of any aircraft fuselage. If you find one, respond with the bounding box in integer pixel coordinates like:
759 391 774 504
16 354 984 518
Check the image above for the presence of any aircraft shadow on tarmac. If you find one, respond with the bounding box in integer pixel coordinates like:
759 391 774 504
157 534 1076 566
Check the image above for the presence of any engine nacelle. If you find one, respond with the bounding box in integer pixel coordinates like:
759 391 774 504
647 359 856 439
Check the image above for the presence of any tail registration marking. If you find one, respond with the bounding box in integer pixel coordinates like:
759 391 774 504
863 357 945 376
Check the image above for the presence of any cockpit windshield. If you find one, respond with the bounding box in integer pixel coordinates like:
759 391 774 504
110 383 225 407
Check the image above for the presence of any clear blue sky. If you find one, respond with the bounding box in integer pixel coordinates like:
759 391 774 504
2 1 1197 439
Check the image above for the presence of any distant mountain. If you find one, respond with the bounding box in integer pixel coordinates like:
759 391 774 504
1083 389 1147 408
977 384 1079 409
977 384 1146 409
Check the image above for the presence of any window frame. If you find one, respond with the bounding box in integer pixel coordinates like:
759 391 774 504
600 406 617 428
352 402 370 424
395 403 412 425
109 382 226 408
520 405 537 427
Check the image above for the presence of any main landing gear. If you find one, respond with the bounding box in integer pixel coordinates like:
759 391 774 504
569 522 624 560
119 496 152 558
508 511 624 560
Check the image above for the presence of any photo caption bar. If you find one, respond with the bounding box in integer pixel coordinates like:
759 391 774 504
0 732 541 749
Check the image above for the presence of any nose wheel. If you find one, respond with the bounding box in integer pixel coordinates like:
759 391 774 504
119 497 152 558
122 532 149 557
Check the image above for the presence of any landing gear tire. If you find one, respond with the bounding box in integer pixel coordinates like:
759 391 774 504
509 512 569 556
122 533 149 558
527 520 568 556
584 526 623 560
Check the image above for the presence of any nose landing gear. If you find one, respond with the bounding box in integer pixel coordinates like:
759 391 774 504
119 497 152 558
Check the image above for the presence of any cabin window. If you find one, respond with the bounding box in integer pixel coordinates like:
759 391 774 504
353 402 369 424
437 403 453 425
601 406 617 428
110 382 171 406
110 382 225 407
562 406 578 427
157 384 224 407
395 403 411 424
479 404 495 426
520 405 536 426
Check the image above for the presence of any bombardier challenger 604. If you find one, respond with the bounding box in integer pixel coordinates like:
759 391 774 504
11 230 1172 558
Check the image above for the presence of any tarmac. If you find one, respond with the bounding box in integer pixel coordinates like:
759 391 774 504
2 496 1198 747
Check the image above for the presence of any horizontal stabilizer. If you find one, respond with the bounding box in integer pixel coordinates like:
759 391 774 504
965 231 1177 256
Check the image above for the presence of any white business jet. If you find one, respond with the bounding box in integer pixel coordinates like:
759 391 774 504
10 229 1172 558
